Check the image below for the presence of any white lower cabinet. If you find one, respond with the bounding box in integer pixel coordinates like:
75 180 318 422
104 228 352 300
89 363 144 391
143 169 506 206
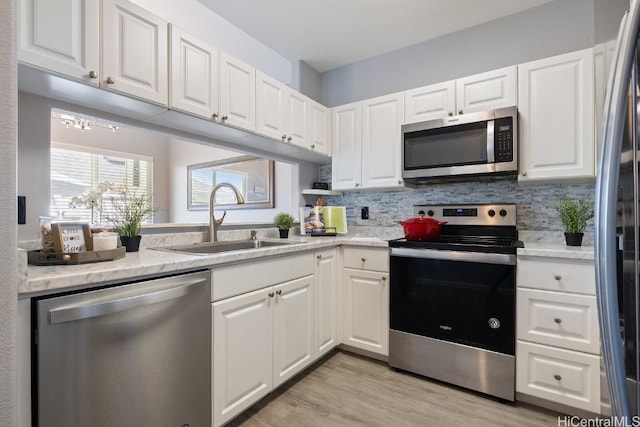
342 247 389 356
516 255 601 414
314 248 339 358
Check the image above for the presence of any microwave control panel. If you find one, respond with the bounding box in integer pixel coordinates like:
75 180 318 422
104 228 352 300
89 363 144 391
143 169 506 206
494 117 513 163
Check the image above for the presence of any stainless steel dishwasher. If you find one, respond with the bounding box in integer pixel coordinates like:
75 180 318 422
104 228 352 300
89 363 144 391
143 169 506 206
33 270 211 427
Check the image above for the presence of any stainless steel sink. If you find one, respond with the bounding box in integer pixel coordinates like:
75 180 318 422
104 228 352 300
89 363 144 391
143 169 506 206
151 239 297 255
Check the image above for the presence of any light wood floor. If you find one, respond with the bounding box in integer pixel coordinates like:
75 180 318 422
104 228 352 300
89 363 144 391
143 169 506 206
228 350 560 427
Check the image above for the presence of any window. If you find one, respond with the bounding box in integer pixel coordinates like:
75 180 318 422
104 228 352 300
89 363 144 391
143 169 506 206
50 143 153 224
187 156 274 210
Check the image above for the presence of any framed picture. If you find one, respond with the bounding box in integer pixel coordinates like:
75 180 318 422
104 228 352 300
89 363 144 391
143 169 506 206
51 222 92 253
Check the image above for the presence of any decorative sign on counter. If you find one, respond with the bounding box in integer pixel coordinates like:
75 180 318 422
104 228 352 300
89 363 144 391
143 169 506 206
51 222 92 253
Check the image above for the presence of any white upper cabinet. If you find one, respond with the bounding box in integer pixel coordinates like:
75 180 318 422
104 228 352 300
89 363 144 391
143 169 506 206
308 99 332 155
404 80 455 123
169 25 219 119
455 66 517 114
102 0 168 105
332 102 362 190
518 48 595 182
18 0 99 84
284 89 309 148
404 66 516 124
256 70 287 140
333 93 404 191
219 52 256 131
361 92 404 188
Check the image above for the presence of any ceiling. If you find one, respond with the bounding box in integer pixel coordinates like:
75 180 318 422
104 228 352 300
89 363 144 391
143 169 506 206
198 0 555 73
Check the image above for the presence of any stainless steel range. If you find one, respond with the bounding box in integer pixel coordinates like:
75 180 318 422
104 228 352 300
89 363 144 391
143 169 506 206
388 203 520 401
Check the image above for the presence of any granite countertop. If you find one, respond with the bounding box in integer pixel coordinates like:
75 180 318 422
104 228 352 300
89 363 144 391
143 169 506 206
518 242 595 260
19 236 389 298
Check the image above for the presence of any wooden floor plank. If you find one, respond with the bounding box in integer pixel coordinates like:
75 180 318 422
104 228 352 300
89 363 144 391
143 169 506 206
228 351 560 426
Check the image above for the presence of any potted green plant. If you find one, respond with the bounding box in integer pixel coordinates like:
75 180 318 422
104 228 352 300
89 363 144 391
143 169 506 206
273 212 295 238
555 196 594 246
107 189 157 252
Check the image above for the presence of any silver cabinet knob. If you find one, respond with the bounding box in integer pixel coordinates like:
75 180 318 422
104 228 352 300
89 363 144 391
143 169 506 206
287 136 292 142
382 276 387 281
105 76 115 84
310 144 316 150
316 254 322 260
361 257 366 263
212 112 219 120
355 183 360 187
269 292 274 298
521 171 527 176
282 134 287 140
398 180 402 185
88 70 98 79
554 318 562 324
458 109 463 114
448 111 453 116
221 115 228 121
554 374 562 381
554 274 562 281
276 289 282 295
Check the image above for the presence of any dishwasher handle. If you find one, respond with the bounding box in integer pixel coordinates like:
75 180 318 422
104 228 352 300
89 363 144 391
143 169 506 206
48 277 207 325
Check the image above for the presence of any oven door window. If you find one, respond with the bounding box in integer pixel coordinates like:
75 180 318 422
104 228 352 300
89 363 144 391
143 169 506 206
404 122 488 169
390 255 515 355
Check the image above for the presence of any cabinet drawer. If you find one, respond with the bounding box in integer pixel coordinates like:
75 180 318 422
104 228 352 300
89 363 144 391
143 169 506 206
516 341 600 413
212 253 314 301
343 247 389 272
517 288 599 354
517 257 595 295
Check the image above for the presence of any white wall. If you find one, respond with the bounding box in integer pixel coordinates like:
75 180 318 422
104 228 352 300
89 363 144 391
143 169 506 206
129 0 292 84
0 0 17 425
50 118 171 223
168 138 296 223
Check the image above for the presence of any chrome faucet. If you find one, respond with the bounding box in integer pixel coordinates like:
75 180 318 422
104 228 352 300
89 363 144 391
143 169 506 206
209 183 245 242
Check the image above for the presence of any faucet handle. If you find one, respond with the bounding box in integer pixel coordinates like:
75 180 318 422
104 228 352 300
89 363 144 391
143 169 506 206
214 210 227 226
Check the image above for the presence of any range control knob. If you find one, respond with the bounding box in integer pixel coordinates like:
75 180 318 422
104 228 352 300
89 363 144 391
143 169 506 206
499 209 508 217
427 210 435 217
418 210 425 217
488 209 496 217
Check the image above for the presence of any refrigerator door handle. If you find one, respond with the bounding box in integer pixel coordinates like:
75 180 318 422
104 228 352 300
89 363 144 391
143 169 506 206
48 278 207 324
596 3 640 418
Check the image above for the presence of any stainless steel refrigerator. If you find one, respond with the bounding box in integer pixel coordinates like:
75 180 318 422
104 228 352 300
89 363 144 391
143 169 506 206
597 0 640 419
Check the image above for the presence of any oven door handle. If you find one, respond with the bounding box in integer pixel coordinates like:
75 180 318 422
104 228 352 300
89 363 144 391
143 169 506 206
390 247 516 265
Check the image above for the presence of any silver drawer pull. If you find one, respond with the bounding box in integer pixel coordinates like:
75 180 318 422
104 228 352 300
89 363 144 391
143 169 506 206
361 257 366 263
554 374 562 381
554 274 562 280
554 318 562 324
269 292 274 298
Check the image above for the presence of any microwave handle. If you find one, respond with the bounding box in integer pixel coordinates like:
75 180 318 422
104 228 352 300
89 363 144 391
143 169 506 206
486 120 495 163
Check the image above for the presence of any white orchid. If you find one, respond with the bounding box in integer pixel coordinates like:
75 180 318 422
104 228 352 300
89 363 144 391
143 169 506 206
68 181 116 223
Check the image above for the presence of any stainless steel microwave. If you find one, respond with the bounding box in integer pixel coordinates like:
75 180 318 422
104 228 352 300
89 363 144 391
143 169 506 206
401 106 518 184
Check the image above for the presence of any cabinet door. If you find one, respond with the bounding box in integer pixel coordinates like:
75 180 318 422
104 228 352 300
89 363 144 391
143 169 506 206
518 48 595 181
256 70 286 140
343 268 389 356
314 249 338 358
308 99 331 155
102 0 168 105
285 89 309 148
220 52 256 131
455 66 517 114
18 0 99 84
331 102 362 190
272 276 314 388
404 80 455 123
169 25 219 119
362 92 404 189
212 288 272 427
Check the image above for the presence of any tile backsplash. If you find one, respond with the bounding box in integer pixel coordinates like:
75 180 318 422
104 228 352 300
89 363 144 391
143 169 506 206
319 164 595 243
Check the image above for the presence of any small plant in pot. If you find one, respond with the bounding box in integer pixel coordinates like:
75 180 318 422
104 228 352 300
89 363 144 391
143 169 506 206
107 189 157 252
555 196 594 246
273 212 295 238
